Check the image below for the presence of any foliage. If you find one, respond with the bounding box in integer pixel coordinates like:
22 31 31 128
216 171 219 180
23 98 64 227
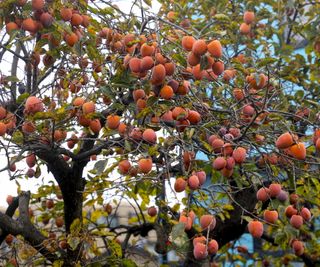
0 0 320 266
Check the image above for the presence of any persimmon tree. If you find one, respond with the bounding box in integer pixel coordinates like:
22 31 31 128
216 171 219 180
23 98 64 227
0 0 320 266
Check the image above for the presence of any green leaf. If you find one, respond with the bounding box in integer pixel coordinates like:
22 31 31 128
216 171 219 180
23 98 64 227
241 215 253 223
53 260 64 267
223 204 234 211
256 58 277 68
67 236 81 251
109 240 122 258
171 222 185 241
16 93 30 104
294 90 304 99
143 0 152 7
94 160 108 175
34 165 41 178
12 131 23 145
124 140 132 152
213 14 230 21
122 259 138 267
146 95 158 107
5 75 19 82
283 224 299 238
70 218 81 235
172 53 187 67
274 231 287 245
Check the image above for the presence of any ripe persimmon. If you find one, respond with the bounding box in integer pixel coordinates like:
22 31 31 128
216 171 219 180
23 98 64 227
192 64 204 80
89 119 101 134
244 11 255 24
21 18 37 33
82 101 95 114
172 107 188 121
288 142 306 160
129 57 142 73
65 33 79 47
106 115 120 129
188 175 200 190
141 56 154 71
181 36 195 51
32 0 44 10
133 89 145 102
212 61 224 75
81 15 90 27
0 106 6 119
240 23 251 35
192 39 207 56
60 8 73 21
187 52 200 66
140 43 155 57
142 129 157 143
6 22 19 34
40 12 54 28
160 85 174 100
73 97 85 107
193 243 207 260
151 64 166 85
248 220 263 238
232 147 247 163
187 110 201 124
118 160 131 174
164 62 175 76
71 13 83 26
200 214 216 230
22 121 36 134
207 40 223 58
136 98 147 111
138 158 152 173
25 96 44 114
155 53 167 64
174 177 187 192
263 210 278 224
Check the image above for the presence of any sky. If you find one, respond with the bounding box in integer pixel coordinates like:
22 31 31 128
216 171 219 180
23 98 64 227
0 0 161 208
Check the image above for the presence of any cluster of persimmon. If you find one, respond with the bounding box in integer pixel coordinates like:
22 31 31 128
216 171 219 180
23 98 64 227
275 132 306 160
209 130 247 178
118 157 153 176
240 11 255 36
126 39 176 83
182 36 224 81
192 236 219 260
174 170 206 193
132 88 202 132
5 0 90 48
256 152 283 169
19 93 197 177
23 96 68 143
178 212 219 259
0 97 46 174
256 184 311 256
0 106 17 137
233 72 270 126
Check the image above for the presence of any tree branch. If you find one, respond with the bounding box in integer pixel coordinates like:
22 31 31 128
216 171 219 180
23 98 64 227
0 192 63 262
0 196 19 244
